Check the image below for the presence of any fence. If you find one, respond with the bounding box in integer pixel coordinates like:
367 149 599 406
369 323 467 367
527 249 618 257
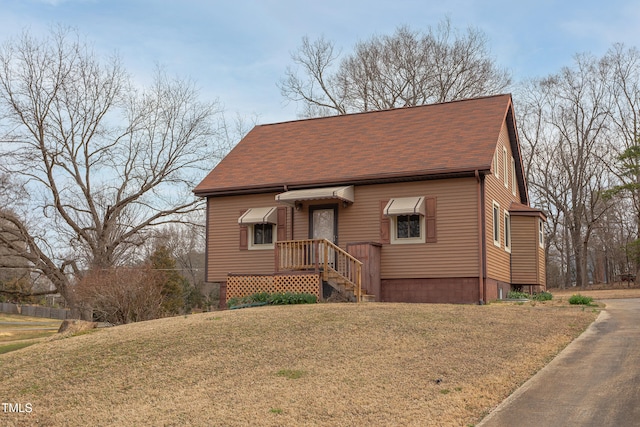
0 302 80 320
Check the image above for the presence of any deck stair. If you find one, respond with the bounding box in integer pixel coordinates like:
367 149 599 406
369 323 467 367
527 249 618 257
276 239 373 302
324 270 375 302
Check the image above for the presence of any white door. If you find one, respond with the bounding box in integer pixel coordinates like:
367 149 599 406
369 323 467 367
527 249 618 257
311 207 336 266
312 208 335 242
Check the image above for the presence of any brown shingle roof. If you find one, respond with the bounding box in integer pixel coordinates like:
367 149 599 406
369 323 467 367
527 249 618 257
194 94 515 196
509 202 547 220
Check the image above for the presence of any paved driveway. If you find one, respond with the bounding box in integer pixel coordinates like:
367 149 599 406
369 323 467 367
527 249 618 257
478 298 640 427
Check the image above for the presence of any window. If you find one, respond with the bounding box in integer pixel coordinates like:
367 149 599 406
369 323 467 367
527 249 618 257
383 196 436 245
539 219 544 248
248 223 276 249
493 201 500 247
511 157 517 196
494 148 499 179
503 147 508 187
238 207 278 250
397 214 421 239
391 214 425 244
504 211 511 252
252 223 273 245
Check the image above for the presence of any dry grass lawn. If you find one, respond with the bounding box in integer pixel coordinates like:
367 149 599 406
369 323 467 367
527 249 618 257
551 285 640 300
0 301 600 426
0 314 62 355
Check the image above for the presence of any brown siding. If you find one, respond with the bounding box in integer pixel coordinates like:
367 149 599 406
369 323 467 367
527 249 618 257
538 227 546 287
334 179 479 279
208 178 480 283
511 216 538 284
485 123 521 284
207 193 284 283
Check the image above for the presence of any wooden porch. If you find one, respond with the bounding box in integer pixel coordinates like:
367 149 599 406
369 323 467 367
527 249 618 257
224 239 379 304
276 239 371 302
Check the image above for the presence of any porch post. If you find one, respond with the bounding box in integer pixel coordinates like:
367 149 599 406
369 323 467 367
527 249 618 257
314 240 319 274
323 240 329 282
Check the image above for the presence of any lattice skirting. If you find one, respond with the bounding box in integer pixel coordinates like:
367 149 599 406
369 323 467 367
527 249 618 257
226 273 321 301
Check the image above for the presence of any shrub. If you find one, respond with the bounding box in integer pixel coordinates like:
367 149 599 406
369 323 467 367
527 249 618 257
75 267 164 324
252 292 271 303
569 294 594 305
532 291 553 301
227 292 317 308
269 292 317 305
507 291 529 299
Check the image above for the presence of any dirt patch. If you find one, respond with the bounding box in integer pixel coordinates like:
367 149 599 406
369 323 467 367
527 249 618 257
0 302 597 426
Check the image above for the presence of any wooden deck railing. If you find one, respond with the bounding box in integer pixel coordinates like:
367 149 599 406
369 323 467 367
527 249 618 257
276 239 362 302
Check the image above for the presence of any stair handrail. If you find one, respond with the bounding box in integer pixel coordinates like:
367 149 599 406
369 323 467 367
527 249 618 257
276 239 363 302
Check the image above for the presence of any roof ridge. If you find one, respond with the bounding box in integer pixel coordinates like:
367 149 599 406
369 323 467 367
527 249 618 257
259 93 512 127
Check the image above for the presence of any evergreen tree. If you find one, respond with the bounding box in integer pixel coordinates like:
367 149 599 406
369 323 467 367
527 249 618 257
150 246 188 315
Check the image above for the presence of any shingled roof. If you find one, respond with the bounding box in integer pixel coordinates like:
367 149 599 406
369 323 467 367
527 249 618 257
194 94 521 197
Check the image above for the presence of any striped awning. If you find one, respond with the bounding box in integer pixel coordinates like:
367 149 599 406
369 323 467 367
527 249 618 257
276 185 355 206
384 196 425 216
238 207 278 224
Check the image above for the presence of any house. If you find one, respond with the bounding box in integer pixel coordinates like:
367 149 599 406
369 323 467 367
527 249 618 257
194 94 546 306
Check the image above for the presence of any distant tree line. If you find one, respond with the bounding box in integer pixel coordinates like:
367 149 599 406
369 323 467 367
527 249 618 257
518 44 640 287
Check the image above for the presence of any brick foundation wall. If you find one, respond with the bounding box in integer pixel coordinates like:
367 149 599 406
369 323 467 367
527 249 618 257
485 278 511 301
380 277 481 304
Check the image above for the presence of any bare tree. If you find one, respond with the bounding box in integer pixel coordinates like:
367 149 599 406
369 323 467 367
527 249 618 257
0 28 222 307
602 45 640 278
517 53 614 287
280 19 511 117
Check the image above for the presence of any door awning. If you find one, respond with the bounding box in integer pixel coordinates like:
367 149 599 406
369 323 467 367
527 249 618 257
238 207 278 224
276 185 355 206
384 196 425 216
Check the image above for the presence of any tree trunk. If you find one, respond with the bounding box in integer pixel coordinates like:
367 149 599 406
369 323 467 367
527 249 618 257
582 240 590 288
571 228 584 288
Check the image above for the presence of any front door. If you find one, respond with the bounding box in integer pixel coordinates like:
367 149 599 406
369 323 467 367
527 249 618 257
310 205 337 243
309 205 338 266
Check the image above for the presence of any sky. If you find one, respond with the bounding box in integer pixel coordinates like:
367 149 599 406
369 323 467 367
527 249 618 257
1 0 639 125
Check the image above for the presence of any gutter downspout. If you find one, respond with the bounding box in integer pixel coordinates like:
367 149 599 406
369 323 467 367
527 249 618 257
204 197 210 284
475 170 485 304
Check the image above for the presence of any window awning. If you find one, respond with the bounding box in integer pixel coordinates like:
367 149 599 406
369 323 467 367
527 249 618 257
238 207 278 224
384 196 425 216
275 185 355 206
